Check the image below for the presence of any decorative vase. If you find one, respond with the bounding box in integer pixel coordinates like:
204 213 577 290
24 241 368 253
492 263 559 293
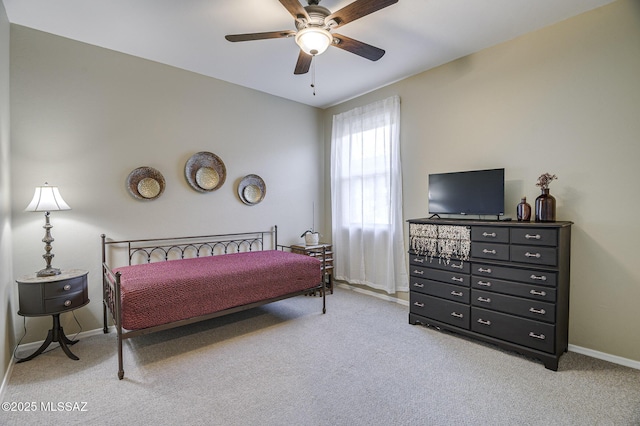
516 197 531 222
535 188 556 222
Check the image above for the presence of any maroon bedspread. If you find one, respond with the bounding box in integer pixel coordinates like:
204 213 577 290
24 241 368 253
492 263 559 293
113 250 321 330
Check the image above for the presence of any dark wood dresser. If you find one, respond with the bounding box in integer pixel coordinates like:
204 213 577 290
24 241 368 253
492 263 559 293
407 218 572 370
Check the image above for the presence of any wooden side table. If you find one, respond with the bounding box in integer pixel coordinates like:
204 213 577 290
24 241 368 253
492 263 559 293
16 269 89 362
291 244 334 294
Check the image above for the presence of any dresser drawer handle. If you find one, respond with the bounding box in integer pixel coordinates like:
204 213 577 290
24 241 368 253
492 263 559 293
530 289 547 296
530 274 547 281
478 267 492 273
450 291 463 297
529 307 546 315
413 302 424 308
450 263 463 270
477 296 491 303
477 280 491 287
64 300 72 307
412 269 424 275
525 252 541 258
525 234 541 240
451 277 464 283
477 319 491 326
482 232 497 238
482 249 497 255
529 332 546 340
450 312 463 319
412 282 424 288
63 284 72 291
413 258 424 263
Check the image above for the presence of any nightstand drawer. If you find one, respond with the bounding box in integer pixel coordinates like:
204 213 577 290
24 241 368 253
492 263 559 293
43 275 86 298
17 270 89 316
44 290 88 314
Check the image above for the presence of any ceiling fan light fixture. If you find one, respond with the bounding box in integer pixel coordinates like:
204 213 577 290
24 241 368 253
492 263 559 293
295 27 333 56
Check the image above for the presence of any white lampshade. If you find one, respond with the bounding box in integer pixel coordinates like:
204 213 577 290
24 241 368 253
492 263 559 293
295 27 333 56
25 184 71 212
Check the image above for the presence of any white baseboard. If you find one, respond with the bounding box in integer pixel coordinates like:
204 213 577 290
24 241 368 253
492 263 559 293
338 283 640 371
336 282 409 306
568 344 640 370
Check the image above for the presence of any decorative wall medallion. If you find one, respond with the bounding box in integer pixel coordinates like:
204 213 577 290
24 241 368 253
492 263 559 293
127 167 166 200
238 174 266 205
185 152 226 192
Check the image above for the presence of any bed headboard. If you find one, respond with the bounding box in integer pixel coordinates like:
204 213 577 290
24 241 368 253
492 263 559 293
102 226 278 266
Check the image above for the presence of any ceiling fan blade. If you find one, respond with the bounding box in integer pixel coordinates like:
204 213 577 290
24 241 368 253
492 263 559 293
294 51 313 75
332 34 385 61
225 30 296 42
326 0 398 29
279 0 310 22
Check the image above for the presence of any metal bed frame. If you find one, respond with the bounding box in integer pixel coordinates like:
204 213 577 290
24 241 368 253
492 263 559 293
101 226 326 379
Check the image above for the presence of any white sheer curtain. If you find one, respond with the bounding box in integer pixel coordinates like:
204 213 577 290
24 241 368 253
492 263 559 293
330 95 408 294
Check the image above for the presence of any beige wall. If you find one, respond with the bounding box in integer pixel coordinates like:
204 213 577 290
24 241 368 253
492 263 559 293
0 0 14 380
9 26 325 344
324 0 640 362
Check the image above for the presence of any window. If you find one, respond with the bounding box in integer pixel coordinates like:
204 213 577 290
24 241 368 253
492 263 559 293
330 96 408 294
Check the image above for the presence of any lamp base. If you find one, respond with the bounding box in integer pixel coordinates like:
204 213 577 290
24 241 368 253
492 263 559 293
36 267 61 277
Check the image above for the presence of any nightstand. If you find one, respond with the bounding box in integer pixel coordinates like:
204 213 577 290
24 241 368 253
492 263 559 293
16 269 89 362
291 244 334 294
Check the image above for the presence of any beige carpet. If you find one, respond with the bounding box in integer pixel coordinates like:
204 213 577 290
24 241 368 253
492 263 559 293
2 287 639 425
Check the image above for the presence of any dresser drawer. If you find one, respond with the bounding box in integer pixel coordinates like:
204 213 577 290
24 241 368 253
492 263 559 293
471 242 510 261
411 292 470 329
43 275 86 298
510 245 557 266
471 226 509 243
411 277 470 303
43 290 88 314
471 276 556 303
473 263 557 287
410 265 469 286
511 228 557 246
409 254 469 273
471 289 555 323
472 307 555 353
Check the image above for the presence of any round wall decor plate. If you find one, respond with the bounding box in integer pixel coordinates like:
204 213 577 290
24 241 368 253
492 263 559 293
127 166 166 200
238 174 266 205
185 152 226 192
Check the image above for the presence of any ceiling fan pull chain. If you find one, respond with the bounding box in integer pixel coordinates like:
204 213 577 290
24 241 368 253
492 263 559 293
311 58 316 96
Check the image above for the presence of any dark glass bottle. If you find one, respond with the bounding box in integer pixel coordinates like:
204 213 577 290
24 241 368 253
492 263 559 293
535 188 556 222
517 197 531 222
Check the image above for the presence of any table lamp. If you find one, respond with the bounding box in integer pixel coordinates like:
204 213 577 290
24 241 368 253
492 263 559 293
25 183 71 277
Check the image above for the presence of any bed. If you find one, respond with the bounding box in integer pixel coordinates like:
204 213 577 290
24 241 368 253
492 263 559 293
101 226 327 379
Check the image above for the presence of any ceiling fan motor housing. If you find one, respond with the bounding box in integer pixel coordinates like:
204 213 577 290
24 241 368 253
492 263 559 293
296 4 331 30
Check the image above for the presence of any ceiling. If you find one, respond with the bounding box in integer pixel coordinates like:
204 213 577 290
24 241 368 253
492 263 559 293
3 0 616 109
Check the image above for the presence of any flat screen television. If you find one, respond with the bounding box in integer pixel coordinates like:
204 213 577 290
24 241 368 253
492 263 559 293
428 168 505 217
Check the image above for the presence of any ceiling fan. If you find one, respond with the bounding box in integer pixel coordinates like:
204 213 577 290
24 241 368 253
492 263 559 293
225 0 399 75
